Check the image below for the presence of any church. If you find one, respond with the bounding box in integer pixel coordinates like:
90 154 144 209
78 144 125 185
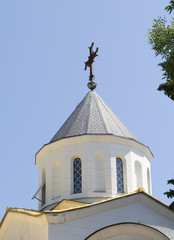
0 43 174 240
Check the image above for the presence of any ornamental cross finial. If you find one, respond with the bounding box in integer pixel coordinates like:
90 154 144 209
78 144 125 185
84 42 99 90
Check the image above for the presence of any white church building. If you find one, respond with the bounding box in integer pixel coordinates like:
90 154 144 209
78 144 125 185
0 42 174 239
0 89 174 240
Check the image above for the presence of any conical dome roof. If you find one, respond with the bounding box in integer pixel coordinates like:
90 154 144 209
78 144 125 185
50 91 136 143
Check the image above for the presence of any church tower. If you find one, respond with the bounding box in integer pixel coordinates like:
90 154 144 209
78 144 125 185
35 91 153 211
34 43 153 211
1 43 174 240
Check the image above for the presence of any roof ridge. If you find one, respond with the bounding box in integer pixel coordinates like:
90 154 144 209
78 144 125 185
96 93 134 138
95 93 127 137
85 92 92 133
93 92 109 133
66 93 89 136
45 191 170 214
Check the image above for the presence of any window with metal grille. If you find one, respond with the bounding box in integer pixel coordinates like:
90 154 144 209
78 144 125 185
73 158 82 194
116 158 124 193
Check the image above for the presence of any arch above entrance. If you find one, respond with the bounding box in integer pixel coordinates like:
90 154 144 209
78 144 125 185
85 223 169 240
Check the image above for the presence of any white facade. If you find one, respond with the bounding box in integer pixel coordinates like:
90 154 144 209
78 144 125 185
46 193 174 240
1 193 174 240
1 91 174 240
36 134 153 211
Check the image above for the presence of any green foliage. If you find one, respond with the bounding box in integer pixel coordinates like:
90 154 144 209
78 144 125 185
165 1 174 14
148 1 174 100
164 179 174 210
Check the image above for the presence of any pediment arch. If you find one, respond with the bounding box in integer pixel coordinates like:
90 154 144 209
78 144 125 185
85 222 169 240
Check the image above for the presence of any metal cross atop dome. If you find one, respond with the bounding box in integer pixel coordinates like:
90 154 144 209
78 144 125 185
84 42 99 91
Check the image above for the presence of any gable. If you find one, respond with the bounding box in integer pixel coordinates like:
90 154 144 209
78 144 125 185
46 193 174 239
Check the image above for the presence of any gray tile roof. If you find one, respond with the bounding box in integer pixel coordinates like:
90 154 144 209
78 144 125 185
50 91 137 143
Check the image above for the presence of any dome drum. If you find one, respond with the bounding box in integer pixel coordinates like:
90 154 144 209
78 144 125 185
36 135 152 211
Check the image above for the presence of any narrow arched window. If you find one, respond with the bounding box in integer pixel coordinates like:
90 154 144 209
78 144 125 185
147 168 151 194
116 158 124 193
41 168 46 205
52 161 61 199
73 158 82 194
135 161 142 190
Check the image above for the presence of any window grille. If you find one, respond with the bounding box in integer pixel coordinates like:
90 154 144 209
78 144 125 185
116 158 124 193
73 158 82 193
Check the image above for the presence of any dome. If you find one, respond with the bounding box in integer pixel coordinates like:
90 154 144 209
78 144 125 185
50 91 137 143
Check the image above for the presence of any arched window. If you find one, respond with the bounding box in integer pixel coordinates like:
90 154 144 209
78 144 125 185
41 168 46 205
52 160 61 199
147 168 151 194
73 158 82 194
116 158 124 193
135 161 142 190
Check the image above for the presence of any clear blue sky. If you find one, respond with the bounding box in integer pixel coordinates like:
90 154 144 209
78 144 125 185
0 0 173 220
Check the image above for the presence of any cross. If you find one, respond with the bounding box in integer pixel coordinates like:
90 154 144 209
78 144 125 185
84 42 99 90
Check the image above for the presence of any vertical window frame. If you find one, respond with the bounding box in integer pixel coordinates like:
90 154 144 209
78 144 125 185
73 158 82 194
41 168 46 205
116 158 124 193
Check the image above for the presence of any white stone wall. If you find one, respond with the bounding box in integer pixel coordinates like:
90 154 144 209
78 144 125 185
36 135 153 210
1 193 174 240
0 214 48 240
47 199 174 240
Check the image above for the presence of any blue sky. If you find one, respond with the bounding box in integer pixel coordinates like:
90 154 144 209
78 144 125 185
0 0 173 220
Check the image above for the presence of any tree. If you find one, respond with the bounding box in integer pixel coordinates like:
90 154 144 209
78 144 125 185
164 179 174 210
148 0 174 211
148 1 174 100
